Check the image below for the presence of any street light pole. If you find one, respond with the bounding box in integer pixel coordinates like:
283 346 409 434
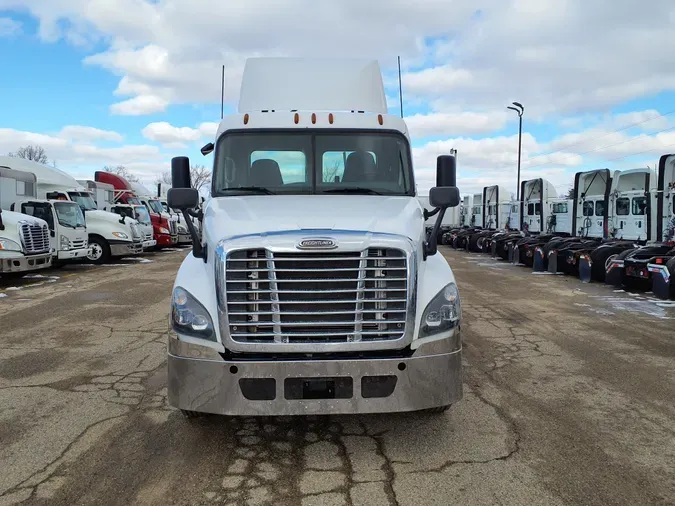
507 102 524 201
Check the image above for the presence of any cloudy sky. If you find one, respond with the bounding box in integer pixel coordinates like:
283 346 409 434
1 0 674 197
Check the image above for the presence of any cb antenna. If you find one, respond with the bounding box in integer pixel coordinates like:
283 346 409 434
220 65 225 119
397 56 403 118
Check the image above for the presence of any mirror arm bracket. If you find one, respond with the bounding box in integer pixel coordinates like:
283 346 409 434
182 210 205 260
424 207 440 221
424 206 447 260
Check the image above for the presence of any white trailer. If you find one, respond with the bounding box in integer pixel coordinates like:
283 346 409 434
164 57 463 417
0 167 53 278
0 156 144 264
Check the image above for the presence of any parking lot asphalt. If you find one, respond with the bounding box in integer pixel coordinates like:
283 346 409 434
0 246 673 506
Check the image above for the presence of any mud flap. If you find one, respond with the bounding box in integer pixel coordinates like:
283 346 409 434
491 241 497 258
507 243 514 263
578 254 592 283
512 245 520 265
649 264 672 300
605 260 624 287
533 247 546 272
547 251 560 273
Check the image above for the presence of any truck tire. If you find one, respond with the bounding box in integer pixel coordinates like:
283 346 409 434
590 246 627 282
87 235 111 265
422 405 452 414
181 409 206 419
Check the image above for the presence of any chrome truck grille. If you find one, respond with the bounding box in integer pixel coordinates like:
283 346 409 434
129 222 141 240
168 220 177 235
220 247 410 347
71 238 87 249
19 222 50 254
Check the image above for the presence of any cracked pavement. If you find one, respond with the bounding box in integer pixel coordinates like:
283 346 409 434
0 247 673 505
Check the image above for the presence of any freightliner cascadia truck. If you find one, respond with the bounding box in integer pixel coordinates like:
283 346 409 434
166 57 462 417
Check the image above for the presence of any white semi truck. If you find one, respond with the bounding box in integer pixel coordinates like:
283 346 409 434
419 194 459 245
165 57 462 417
0 167 53 278
0 156 144 264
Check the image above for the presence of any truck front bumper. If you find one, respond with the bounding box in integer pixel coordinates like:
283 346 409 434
57 247 90 260
178 232 191 244
167 332 463 416
156 233 178 247
142 239 157 249
0 251 52 273
110 240 143 257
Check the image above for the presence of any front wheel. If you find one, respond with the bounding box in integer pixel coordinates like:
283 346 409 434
421 405 452 414
87 236 111 265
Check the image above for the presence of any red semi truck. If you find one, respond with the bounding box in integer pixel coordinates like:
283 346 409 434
95 171 178 247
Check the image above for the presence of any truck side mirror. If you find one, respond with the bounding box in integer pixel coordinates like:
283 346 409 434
424 155 460 259
167 188 199 210
429 187 460 209
171 156 192 189
168 187 204 260
201 142 214 156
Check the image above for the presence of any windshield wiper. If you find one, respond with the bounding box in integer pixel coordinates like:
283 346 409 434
220 187 276 195
321 187 384 195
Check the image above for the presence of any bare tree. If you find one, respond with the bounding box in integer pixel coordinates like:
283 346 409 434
155 164 211 191
103 164 139 183
323 160 342 183
8 145 48 164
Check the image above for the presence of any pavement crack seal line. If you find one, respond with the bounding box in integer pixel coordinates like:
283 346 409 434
0 414 127 500
412 390 522 475
362 420 401 506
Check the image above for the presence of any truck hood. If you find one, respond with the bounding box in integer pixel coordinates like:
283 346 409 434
85 209 137 226
0 209 48 229
204 195 424 242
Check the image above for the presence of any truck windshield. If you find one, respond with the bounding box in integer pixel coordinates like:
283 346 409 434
127 197 142 206
134 205 151 224
213 130 413 196
68 192 97 210
147 199 164 214
53 201 86 229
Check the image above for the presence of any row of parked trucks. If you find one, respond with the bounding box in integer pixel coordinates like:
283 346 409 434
0 155 199 279
434 155 675 300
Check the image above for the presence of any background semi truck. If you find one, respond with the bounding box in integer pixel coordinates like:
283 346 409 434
165 57 463 417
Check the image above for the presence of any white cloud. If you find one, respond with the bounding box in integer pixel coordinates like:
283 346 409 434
7 0 674 118
58 125 123 142
611 110 670 131
141 121 219 147
110 95 169 115
0 17 22 37
405 111 506 137
0 127 164 178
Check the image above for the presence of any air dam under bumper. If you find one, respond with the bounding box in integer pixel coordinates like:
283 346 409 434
168 333 463 416
0 251 52 273
110 240 143 256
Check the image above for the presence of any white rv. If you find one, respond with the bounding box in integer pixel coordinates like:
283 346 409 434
164 57 463 417
0 167 53 277
0 156 144 264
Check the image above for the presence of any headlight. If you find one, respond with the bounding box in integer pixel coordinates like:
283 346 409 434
420 282 461 338
112 232 129 239
60 235 71 250
0 238 22 252
159 227 170 234
171 287 216 341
